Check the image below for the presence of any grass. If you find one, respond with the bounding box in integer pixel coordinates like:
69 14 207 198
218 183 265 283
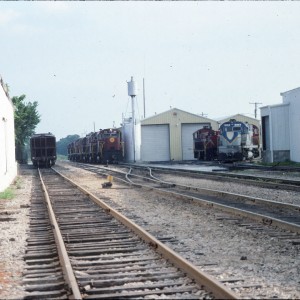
0 176 23 200
257 160 300 167
0 188 15 200
57 155 68 161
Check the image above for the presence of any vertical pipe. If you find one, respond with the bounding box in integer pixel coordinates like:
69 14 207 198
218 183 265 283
131 96 136 162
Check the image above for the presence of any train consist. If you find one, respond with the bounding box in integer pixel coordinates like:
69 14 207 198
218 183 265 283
30 133 57 167
193 119 260 162
67 128 124 163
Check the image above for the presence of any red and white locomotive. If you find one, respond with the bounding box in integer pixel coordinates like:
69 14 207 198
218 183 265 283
193 126 219 160
68 128 124 163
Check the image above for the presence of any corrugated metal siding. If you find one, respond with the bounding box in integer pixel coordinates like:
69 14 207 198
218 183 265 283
181 123 209 160
271 106 289 151
141 125 170 161
282 89 300 161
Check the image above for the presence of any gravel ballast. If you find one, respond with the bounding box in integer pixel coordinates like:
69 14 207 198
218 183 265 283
1 162 299 299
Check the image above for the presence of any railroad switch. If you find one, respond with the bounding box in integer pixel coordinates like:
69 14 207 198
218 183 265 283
102 175 113 188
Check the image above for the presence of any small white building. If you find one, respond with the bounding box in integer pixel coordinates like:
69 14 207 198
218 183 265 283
260 87 300 163
0 76 17 192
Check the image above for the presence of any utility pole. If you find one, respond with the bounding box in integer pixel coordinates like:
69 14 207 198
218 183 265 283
249 102 262 119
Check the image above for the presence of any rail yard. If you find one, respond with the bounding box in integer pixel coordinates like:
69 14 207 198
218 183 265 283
0 161 300 299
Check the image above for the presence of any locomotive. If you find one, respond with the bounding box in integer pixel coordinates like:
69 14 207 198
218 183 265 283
218 119 259 162
30 133 57 167
193 126 219 160
68 128 124 164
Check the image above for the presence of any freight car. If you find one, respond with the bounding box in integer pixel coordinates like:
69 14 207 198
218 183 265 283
218 119 259 162
68 128 124 164
193 126 219 160
30 133 56 167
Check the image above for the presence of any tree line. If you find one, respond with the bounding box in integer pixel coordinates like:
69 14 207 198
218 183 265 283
12 94 77 162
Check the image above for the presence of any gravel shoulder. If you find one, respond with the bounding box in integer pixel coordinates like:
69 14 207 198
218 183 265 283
0 166 32 299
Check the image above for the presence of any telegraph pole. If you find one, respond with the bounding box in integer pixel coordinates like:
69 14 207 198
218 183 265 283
249 102 262 119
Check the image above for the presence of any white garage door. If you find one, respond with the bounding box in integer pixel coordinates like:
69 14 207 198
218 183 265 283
182 123 209 160
141 125 170 162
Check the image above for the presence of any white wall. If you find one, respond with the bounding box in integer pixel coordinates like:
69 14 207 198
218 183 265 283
281 88 300 162
271 105 290 151
0 79 17 192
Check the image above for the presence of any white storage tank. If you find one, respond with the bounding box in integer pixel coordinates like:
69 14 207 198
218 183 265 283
122 117 141 162
127 76 138 97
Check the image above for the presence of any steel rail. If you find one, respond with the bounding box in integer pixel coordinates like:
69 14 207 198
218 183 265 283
67 163 300 234
121 163 300 191
52 167 238 300
125 168 300 234
148 168 300 212
132 175 300 235
38 168 82 300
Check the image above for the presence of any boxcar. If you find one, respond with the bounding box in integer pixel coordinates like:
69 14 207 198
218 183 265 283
30 133 57 167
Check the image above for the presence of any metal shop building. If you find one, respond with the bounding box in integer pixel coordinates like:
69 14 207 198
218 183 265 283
0 76 17 192
260 87 300 163
140 108 219 162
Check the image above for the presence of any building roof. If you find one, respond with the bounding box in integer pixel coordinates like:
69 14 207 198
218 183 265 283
260 102 289 110
141 107 217 125
280 86 300 96
217 113 259 124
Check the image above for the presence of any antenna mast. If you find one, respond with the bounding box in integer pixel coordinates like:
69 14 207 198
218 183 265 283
143 78 146 118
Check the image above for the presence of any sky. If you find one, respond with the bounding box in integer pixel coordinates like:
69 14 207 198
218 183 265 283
1 2 300 140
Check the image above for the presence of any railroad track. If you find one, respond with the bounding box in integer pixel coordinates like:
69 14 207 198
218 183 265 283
120 163 300 192
23 167 237 299
71 162 300 237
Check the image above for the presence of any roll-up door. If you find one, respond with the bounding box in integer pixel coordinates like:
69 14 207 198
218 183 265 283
182 123 209 160
141 125 170 161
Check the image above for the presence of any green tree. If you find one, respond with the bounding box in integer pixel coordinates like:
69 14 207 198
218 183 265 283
12 95 40 163
57 134 80 156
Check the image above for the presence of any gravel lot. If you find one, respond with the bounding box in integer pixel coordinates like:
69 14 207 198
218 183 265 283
1 162 299 299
